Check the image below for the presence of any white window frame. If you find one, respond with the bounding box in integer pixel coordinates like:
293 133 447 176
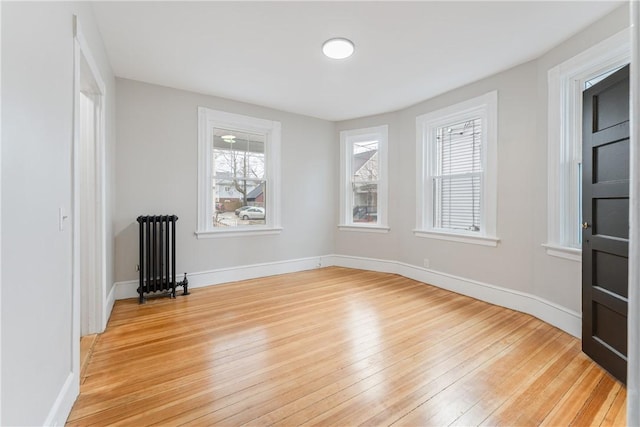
339 125 389 232
545 28 630 262
415 91 499 247
196 107 281 238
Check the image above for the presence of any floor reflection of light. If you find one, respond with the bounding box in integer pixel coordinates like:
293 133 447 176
346 300 387 400
211 326 268 354
209 326 269 386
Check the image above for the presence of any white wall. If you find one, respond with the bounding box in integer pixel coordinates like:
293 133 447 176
114 78 336 283
1 2 116 425
335 5 628 316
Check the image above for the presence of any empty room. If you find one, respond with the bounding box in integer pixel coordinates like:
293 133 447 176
2 1 640 425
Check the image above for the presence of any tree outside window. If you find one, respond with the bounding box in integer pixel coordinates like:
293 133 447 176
212 128 266 227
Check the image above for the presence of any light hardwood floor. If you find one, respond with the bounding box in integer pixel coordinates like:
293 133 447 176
68 267 626 426
79 334 98 379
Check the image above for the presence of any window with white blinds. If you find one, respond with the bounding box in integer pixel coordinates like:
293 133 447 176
433 118 482 232
416 91 498 246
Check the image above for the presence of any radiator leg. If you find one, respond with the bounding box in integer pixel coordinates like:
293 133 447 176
137 288 146 304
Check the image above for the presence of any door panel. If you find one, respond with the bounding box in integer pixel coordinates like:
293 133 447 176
594 139 630 182
595 80 630 131
582 64 629 384
594 251 629 297
593 198 629 238
593 304 626 354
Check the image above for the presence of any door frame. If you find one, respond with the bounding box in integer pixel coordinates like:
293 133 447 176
72 15 107 377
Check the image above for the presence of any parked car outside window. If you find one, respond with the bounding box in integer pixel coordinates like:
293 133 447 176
235 206 253 216
240 207 265 220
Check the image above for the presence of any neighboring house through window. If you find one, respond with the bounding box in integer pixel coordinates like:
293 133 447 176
415 91 498 246
197 108 281 237
339 125 389 232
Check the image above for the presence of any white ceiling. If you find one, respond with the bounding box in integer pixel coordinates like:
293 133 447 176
92 1 624 121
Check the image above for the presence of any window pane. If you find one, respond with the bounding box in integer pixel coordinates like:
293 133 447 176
433 175 481 231
211 127 266 228
436 118 482 176
584 65 626 89
212 179 266 228
352 182 377 223
352 140 378 182
213 128 265 179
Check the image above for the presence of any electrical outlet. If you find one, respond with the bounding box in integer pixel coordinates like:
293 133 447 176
423 258 430 268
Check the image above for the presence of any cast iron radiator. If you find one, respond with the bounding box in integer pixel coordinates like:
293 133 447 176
137 215 189 304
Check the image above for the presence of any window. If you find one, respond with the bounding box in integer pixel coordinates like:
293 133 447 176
213 129 266 225
545 29 629 261
415 91 498 246
339 125 389 232
197 108 281 237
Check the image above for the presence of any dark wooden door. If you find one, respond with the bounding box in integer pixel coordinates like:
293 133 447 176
582 64 630 384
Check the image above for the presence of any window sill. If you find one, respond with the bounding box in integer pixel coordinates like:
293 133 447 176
195 227 283 239
413 229 500 247
338 225 390 233
542 243 582 262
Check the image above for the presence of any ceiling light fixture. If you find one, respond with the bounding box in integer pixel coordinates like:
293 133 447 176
221 135 236 143
322 38 355 60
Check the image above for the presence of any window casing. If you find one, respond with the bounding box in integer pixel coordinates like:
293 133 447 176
339 125 389 232
415 91 498 246
197 108 281 237
545 29 629 261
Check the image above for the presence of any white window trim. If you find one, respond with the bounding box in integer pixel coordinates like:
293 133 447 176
196 107 281 238
338 225 390 233
339 125 389 232
546 28 630 260
541 243 582 262
415 91 498 246
413 229 499 247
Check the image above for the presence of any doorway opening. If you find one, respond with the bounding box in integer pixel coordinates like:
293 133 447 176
72 17 107 382
78 68 103 336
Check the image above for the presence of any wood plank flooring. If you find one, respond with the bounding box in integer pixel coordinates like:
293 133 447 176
67 267 626 426
80 334 98 379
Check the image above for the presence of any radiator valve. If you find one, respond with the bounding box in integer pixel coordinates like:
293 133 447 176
180 272 190 296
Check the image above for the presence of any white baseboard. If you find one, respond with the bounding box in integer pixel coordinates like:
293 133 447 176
43 373 78 427
114 256 324 300
112 253 581 339
326 254 582 338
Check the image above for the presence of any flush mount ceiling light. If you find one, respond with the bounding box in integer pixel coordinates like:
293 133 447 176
322 38 355 60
